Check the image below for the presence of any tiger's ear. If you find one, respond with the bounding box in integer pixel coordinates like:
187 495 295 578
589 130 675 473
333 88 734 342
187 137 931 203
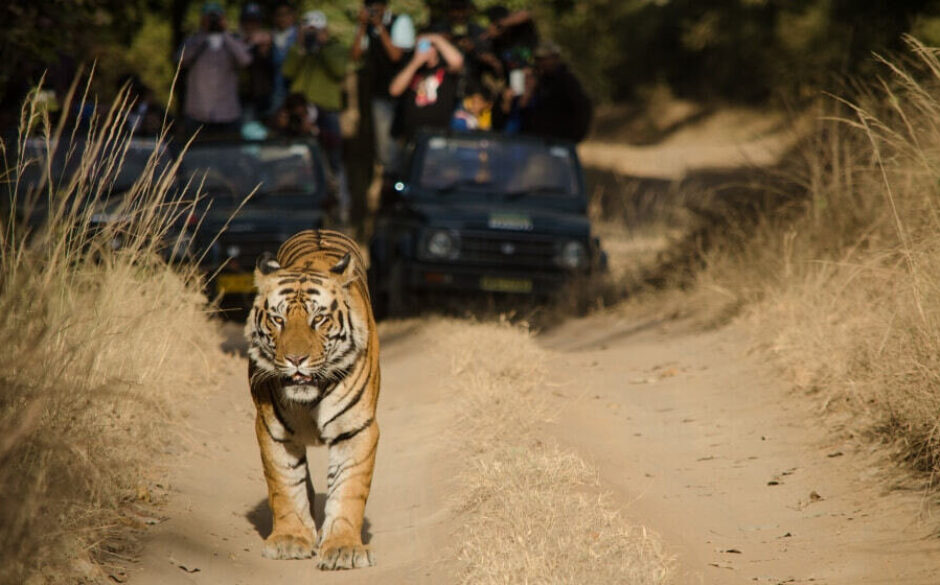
330 252 356 287
254 252 281 286
330 252 351 275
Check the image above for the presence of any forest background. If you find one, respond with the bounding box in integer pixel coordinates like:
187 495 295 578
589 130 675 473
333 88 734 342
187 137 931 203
5 0 940 117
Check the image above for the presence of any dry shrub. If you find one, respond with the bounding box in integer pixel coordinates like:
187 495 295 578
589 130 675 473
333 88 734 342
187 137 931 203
428 319 673 584
700 36 940 482
0 81 223 583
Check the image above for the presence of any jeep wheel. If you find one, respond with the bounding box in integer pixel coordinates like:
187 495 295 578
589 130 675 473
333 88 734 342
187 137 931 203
386 260 408 317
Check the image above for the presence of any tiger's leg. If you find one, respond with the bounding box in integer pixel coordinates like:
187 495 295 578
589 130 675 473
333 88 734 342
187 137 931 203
317 421 379 570
254 408 317 560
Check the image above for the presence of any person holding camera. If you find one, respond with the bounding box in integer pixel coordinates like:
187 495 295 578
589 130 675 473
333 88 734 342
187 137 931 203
521 41 593 143
283 10 351 225
176 2 252 136
351 0 416 172
389 33 464 141
270 2 299 114
238 3 274 122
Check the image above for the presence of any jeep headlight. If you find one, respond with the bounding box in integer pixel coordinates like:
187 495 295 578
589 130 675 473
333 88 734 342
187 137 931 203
424 229 460 260
556 240 588 270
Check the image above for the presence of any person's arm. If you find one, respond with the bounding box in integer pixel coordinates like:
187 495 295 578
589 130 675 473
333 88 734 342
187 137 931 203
389 51 428 97
427 34 464 73
350 8 369 62
375 21 404 63
282 42 303 78
223 33 252 67
378 12 415 63
322 41 348 81
484 10 533 40
563 71 593 141
177 34 206 68
500 10 533 29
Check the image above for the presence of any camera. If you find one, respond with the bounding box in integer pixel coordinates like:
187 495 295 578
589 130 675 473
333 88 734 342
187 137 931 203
304 31 320 53
206 12 224 32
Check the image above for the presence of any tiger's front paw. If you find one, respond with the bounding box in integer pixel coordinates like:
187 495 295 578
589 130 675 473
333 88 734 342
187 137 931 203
262 533 315 560
317 541 374 570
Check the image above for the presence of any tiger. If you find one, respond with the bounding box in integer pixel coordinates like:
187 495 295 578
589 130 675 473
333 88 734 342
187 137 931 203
244 229 380 570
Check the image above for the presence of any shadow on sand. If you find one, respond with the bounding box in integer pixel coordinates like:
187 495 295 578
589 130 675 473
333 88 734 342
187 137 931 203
246 481 373 545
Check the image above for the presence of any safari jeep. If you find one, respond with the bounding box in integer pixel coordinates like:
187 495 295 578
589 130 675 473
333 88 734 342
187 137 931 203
177 137 329 307
368 131 605 318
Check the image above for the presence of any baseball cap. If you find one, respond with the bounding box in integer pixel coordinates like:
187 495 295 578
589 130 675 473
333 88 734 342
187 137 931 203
484 5 509 22
534 40 562 59
302 10 327 28
201 1 224 15
240 3 263 21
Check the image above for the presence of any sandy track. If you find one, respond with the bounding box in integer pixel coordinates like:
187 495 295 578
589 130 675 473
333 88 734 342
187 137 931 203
131 323 458 584
540 311 940 584
130 312 940 584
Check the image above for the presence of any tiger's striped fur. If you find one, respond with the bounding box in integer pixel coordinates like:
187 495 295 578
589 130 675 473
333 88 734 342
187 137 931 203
244 229 380 570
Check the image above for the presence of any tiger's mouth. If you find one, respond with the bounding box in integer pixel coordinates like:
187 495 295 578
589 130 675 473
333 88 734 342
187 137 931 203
288 373 314 385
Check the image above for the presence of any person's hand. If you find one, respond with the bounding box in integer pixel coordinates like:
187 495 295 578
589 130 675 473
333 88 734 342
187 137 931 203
317 28 330 45
411 47 432 66
483 22 502 40
524 68 537 92
358 7 370 26
520 68 537 106
501 87 514 112
369 8 384 28
249 30 272 50
412 38 435 64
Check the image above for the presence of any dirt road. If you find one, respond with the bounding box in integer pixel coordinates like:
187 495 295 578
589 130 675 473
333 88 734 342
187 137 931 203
130 312 940 584
132 323 458 584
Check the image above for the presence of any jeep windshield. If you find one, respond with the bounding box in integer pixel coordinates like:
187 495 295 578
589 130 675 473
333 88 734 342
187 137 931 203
415 136 580 199
180 142 321 206
17 136 170 201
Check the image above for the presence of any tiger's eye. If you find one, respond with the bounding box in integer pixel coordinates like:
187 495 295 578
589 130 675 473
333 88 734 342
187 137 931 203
271 315 285 327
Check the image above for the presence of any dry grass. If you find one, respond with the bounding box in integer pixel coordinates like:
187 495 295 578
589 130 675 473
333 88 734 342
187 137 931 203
427 319 673 584
0 81 223 583
694 37 940 484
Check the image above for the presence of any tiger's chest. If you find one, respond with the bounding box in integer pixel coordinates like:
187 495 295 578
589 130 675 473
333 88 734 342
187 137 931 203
273 389 326 445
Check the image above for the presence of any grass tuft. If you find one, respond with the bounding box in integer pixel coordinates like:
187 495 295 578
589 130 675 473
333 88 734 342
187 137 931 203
0 77 222 583
428 319 673 584
686 36 940 489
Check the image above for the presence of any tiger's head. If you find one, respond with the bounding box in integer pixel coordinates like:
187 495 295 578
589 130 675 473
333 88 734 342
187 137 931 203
245 251 368 400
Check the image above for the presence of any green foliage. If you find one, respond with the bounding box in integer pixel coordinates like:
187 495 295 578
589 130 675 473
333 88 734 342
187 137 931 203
4 0 940 114
544 0 938 103
126 15 177 106
0 0 149 106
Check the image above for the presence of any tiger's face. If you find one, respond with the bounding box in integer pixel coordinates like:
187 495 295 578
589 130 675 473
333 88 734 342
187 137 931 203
246 252 367 400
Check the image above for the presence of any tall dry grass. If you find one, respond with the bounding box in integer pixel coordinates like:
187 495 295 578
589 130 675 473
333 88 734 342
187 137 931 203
698 36 940 483
428 319 673 584
0 81 222 583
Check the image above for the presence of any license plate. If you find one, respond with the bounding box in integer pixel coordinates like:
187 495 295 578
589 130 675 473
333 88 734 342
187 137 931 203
488 213 533 231
480 276 533 294
216 273 255 294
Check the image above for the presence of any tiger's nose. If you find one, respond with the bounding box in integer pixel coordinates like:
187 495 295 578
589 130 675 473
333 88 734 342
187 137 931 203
285 354 307 367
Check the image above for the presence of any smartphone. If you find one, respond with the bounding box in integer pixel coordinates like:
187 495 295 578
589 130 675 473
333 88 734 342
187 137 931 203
509 69 526 96
417 39 432 53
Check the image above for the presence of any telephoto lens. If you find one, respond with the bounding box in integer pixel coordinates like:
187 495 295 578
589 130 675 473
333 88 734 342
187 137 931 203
207 13 224 32
305 31 320 53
